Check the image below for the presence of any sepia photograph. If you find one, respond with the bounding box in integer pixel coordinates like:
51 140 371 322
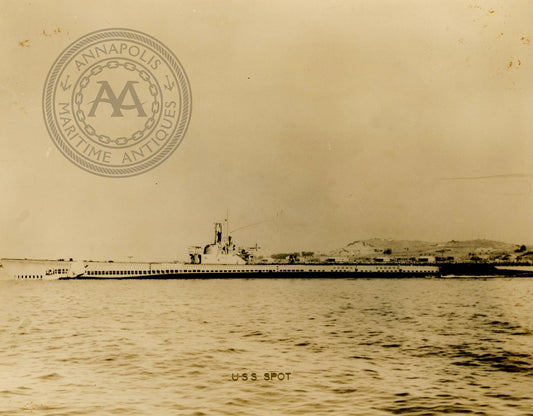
1 1 532 414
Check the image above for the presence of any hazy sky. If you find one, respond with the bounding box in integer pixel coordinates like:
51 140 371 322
1 0 532 260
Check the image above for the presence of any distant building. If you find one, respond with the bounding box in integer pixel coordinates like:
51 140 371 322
374 256 391 263
321 256 350 263
417 256 436 263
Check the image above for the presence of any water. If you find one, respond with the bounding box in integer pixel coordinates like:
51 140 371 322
1 278 532 415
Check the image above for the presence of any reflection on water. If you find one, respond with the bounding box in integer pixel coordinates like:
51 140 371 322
0 278 532 415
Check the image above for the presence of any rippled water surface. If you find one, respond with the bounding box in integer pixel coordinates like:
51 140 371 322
1 278 532 415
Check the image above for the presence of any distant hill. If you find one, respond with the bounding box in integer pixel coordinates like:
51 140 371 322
328 238 522 261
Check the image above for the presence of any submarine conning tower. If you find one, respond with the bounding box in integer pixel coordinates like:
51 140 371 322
188 221 244 265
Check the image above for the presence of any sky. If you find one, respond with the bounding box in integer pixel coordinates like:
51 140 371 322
1 0 533 261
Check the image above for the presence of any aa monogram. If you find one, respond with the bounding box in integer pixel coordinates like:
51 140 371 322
87 81 147 118
43 28 192 177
